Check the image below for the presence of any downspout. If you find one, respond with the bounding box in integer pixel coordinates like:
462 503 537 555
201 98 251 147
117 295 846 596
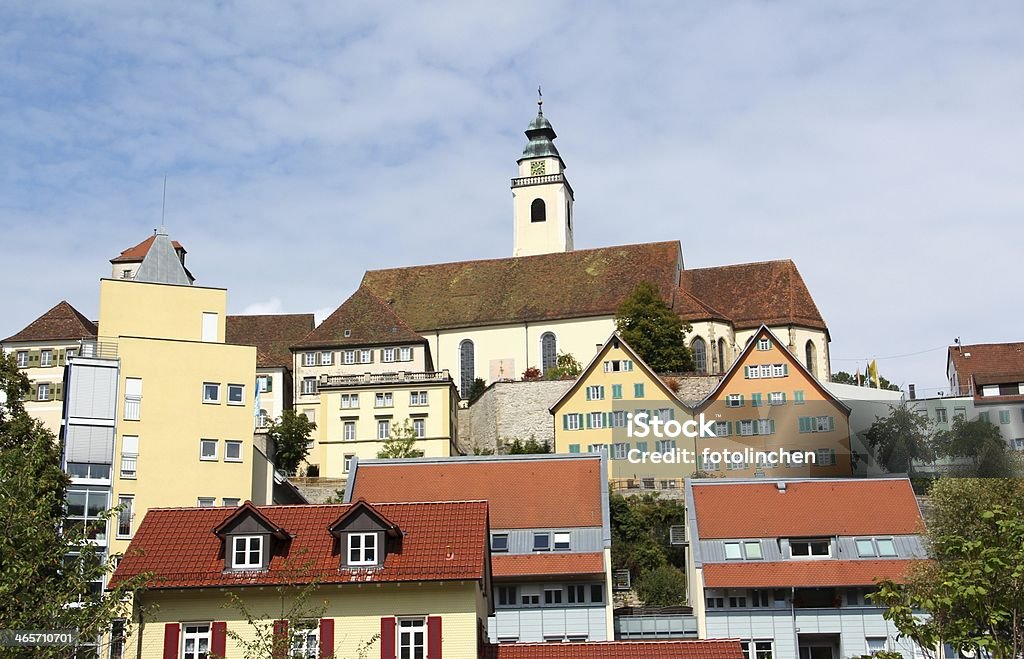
791 586 798 656
524 321 530 371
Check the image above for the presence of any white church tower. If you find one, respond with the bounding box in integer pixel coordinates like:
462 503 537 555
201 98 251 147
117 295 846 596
512 92 574 257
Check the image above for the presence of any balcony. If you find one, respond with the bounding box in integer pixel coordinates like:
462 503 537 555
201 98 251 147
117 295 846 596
318 370 452 389
75 338 119 360
510 172 574 196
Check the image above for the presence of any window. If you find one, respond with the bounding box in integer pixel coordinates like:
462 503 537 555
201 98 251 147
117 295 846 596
724 542 743 560
717 338 727 372
320 351 333 366
567 585 585 603
587 443 607 454
124 377 142 420
590 585 603 603
531 198 546 222
413 418 425 438
655 439 676 452
290 620 319 659
611 410 627 427
37 382 50 401
304 352 317 367
586 385 604 400
757 338 771 351
377 420 390 439
634 383 645 398
360 349 372 364
751 392 763 407
799 416 835 433
739 420 754 436
1000 410 1011 424
225 440 242 462
521 591 540 605
223 498 241 507
707 597 725 609
67 462 111 480
203 382 220 403
375 392 394 408
692 337 707 373
110 619 126 659
497 586 517 605
805 340 817 374
744 541 763 559
66 486 108 541
409 391 428 406
935 407 948 423
793 390 805 405
459 340 475 396
724 541 763 560
713 421 730 437
343 350 356 365
382 348 396 363
856 538 876 557
761 364 773 378
343 421 356 440
233 535 263 569
979 411 991 424
588 412 605 429
40 349 53 367
545 588 563 604
16 351 28 368
954 407 966 419
343 454 355 473
757 419 774 435
564 413 582 431
739 640 774 659
348 533 377 565
302 378 317 395
116 495 134 538
197 497 216 507
768 392 785 405
491 533 509 552
533 533 550 551
815 448 836 466
727 394 743 407
400 347 412 361
612 443 628 460
341 393 359 409
200 439 218 461
397 618 426 659
790 538 830 558
700 454 721 471
746 365 760 379
182 624 211 659
256 375 272 393
866 638 887 654
540 332 557 374
553 532 571 551
227 383 244 405
302 408 316 424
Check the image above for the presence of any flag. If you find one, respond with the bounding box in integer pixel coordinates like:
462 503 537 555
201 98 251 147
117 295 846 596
855 368 862 387
868 360 880 389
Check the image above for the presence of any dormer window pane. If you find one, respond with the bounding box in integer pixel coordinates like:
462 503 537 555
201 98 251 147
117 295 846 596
491 533 509 552
533 533 550 551
349 532 377 566
856 539 876 557
743 541 762 559
875 538 897 557
724 542 742 560
233 536 263 569
553 532 571 551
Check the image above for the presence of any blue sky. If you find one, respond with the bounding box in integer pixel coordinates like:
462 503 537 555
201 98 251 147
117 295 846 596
2 2 1022 393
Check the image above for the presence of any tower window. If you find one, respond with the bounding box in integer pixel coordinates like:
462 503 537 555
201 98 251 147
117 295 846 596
531 198 546 223
717 338 727 373
805 340 817 376
459 340 475 396
541 332 557 374
691 337 707 374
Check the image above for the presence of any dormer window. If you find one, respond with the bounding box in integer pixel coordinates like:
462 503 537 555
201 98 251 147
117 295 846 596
233 536 263 569
790 538 831 558
856 537 897 558
348 533 377 566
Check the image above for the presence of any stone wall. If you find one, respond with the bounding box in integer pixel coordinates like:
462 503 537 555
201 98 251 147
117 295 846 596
457 379 574 454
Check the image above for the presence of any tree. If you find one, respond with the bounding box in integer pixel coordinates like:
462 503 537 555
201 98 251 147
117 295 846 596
864 403 935 474
267 409 317 476
376 420 424 459
609 493 686 578
466 378 487 404
543 352 582 380
873 478 1024 658
614 282 693 372
635 565 687 607
502 437 551 454
0 352 145 658
932 417 1021 478
831 370 901 391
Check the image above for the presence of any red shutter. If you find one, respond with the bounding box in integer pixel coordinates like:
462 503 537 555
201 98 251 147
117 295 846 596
427 616 442 659
211 621 227 656
272 619 289 659
319 618 335 659
162 623 179 659
380 617 397 659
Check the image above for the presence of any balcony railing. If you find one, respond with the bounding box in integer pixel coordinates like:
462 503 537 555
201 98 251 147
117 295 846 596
318 370 452 389
120 454 137 478
510 172 572 191
75 338 119 360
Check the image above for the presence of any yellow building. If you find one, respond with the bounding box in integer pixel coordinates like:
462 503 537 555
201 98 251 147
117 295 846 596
1 300 98 435
695 325 853 478
549 333 696 484
107 499 492 659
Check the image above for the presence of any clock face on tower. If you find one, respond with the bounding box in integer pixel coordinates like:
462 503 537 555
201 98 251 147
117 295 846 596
530 161 546 176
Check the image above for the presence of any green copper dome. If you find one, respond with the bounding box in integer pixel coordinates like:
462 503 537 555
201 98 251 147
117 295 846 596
521 109 560 159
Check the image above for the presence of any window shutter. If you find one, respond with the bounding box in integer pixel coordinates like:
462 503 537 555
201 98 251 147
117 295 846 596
769 419 776 434
738 395 744 406
585 414 591 429
56 349 65 366
828 416 835 432
799 417 809 433
585 388 591 401
562 415 569 431
211 622 227 656
781 392 786 403
266 377 273 393
783 364 789 376
27 383 37 401
427 616 442 658
381 617 397 659
569 444 580 453
162 623 179 659
319 618 335 658
272 620 289 659
599 385 605 399
603 412 609 427
54 383 63 401
28 349 40 365
751 421 759 436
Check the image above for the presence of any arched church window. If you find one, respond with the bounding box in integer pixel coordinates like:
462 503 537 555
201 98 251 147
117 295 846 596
717 338 727 373
805 340 817 376
460 340 475 396
531 198 546 223
541 332 557 374
691 337 707 374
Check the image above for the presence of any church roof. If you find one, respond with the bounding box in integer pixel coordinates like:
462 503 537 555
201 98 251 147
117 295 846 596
294 287 425 349
3 300 98 343
133 229 192 286
359 242 683 332
226 313 316 368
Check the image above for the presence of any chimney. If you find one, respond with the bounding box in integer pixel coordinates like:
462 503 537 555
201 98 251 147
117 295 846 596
908 384 916 400
596 343 602 354
776 481 787 493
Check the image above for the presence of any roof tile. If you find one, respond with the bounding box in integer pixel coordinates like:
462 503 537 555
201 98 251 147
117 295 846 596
110 235 185 263
295 287 423 349
3 301 98 343
226 313 315 368
492 552 604 578
949 343 1024 393
703 559 920 588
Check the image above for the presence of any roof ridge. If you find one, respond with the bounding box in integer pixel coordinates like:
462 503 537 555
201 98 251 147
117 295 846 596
227 312 316 319
685 258 796 272
145 499 491 512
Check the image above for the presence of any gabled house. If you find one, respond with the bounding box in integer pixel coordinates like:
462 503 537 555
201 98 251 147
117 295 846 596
109 499 493 659
345 454 613 644
686 477 928 659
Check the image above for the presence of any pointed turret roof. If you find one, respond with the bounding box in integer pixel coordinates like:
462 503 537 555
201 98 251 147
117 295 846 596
3 301 98 343
133 228 192 286
293 287 424 349
520 93 561 161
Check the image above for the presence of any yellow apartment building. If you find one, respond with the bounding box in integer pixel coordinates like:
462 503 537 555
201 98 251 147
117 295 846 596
695 325 853 478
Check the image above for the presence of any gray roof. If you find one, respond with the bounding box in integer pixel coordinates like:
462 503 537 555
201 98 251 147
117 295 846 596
133 228 192 286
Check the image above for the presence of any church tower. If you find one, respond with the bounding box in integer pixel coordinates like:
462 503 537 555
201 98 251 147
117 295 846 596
512 92 574 257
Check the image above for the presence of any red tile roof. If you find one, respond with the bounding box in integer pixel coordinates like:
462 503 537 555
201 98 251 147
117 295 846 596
691 479 923 539
492 552 605 578
949 343 1024 393
360 242 683 331
483 640 745 659
294 287 424 349
703 559 920 588
226 313 315 368
2 300 98 343
349 457 605 530
108 501 488 590
110 235 185 263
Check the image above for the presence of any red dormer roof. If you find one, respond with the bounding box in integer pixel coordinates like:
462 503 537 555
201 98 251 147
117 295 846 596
109 500 488 590
212 500 291 540
327 499 401 537
111 235 185 263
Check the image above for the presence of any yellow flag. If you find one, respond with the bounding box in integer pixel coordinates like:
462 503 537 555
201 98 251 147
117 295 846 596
869 360 880 388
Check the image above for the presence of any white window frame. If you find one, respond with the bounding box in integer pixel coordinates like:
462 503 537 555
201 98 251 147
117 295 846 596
586 385 604 400
225 440 243 462
565 414 582 430
320 351 333 366
757 419 773 435
348 532 377 566
759 364 773 378
233 535 263 569
413 418 426 438
182 624 211 659
343 421 356 441
40 349 53 367
397 618 425 659
553 531 571 551
341 393 359 409
256 375 271 393
343 350 356 365
588 412 605 429
227 383 245 406
410 390 428 406
772 364 785 377
203 382 220 404
197 497 216 507
790 538 832 558
116 495 134 539
303 352 317 367
739 420 754 436
375 392 393 408
37 382 50 401
757 338 770 351
726 394 743 407
768 392 784 405
121 435 139 479
16 351 28 368
399 347 412 361
223 498 241 507
301 378 316 395
359 349 372 364
612 443 628 460
200 439 218 461
377 419 390 440
343 454 355 473
382 348 396 363
290 620 320 659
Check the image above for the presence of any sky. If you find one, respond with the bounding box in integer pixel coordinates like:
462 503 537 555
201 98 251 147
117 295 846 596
1 1 1022 394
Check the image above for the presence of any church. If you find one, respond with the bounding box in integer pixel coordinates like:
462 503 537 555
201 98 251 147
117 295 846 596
303 97 831 399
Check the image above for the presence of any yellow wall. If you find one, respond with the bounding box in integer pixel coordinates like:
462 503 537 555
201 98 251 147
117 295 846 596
3 341 81 435
130 582 485 659
293 343 431 409
696 331 851 478
99 279 227 343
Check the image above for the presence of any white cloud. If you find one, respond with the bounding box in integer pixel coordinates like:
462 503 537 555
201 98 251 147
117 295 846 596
240 298 285 316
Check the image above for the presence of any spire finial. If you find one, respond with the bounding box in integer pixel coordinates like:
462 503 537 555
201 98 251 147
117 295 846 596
537 86 543 116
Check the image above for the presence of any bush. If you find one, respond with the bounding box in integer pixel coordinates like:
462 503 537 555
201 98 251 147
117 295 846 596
466 378 487 404
521 367 542 380
544 352 582 380
636 564 687 607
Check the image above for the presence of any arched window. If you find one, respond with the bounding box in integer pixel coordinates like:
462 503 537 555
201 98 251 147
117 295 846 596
541 332 557 374
460 340 475 396
531 198 546 223
691 337 707 374
805 340 817 376
717 338 727 373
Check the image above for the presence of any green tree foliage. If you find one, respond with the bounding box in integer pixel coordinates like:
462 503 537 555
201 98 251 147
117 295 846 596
635 564 688 607
466 377 487 404
0 352 145 657
932 417 1021 478
502 437 551 454
376 420 424 459
873 478 1024 658
544 352 582 380
609 492 686 604
614 282 693 372
831 370 901 391
865 403 935 474
267 409 317 476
